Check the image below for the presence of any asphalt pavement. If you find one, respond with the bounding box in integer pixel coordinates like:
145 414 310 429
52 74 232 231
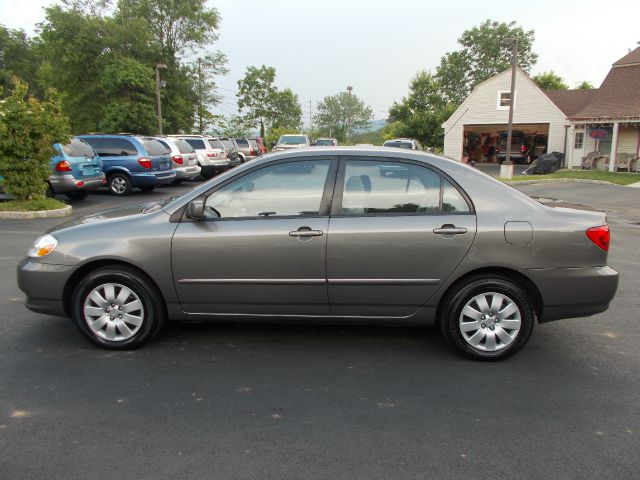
1 178 639 479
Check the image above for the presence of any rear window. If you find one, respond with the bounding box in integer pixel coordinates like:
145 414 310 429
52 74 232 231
62 139 96 158
220 139 234 149
235 138 249 147
174 139 195 154
315 139 335 146
207 139 224 149
82 137 138 157
384 141 413 149
278 135 307 145
184 138 206 150
140 138 171 156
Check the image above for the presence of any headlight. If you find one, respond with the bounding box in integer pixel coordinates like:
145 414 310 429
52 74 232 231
28 234 58 258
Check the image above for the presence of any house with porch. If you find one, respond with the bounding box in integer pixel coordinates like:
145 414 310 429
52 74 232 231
442 47 640 172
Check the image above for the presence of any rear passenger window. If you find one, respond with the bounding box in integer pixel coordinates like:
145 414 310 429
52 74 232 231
140 138 170 156
184 139 206 150
84 138 138 156
340 160 470 215
174 139 195 154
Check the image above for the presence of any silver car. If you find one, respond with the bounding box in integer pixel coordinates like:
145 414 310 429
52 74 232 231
17 147 618 359
273 134 310 151
155 137 201 183
168 135 227 179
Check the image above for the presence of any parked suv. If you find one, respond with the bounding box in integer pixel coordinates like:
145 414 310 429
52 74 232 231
312 138 339 146
77 135 175 195
155 137 201 183
218 137 243 164
168 135 226 179
273 134 310 151
234 137 259 162
205 137 239 174
49 139 105 200
496 131 533 164
383 138 423 150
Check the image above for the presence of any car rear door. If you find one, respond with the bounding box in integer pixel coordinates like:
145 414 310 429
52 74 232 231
326 157 477 317
171 157 338 316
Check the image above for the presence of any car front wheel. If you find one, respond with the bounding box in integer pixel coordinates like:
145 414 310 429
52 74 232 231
440 276 534 360
71 266 166 349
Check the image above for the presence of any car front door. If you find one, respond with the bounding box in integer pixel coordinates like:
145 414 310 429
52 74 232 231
326 157 477 317
172 157 337 316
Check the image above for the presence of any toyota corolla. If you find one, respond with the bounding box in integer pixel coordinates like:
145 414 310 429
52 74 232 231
17 147 618 359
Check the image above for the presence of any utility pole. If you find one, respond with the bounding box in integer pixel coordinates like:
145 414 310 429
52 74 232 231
346 86 353 141
500 39 518 179
197 58 203 135
155 63 167 135
309 99 313 131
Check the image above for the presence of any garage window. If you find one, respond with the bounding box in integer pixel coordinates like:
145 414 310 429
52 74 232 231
574 131 584 149
497 91 515 110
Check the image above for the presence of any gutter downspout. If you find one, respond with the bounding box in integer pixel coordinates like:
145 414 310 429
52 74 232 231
563 125 570 169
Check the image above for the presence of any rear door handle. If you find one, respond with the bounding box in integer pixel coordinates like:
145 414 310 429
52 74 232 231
289 227 324 237
433 224 467 235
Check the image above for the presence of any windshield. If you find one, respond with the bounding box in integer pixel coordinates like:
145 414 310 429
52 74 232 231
315 139 334 146
62 139 96 158
278 135 307 145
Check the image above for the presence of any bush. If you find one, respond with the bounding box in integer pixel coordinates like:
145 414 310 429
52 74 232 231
0 77 70 200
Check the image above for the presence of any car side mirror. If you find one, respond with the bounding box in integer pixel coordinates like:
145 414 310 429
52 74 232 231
186 199 205 220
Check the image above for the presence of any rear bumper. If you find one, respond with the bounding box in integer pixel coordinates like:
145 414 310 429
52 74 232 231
130 171 176 187
174 165 201 180
50 174 105 194
17 258 75 317
526 265 619 322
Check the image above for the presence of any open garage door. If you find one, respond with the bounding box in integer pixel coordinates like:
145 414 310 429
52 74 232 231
463 123 549 164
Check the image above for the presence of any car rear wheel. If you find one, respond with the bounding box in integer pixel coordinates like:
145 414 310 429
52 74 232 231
440 276 534 360
71 266 166 349
108 173 132 196
65 190 89 200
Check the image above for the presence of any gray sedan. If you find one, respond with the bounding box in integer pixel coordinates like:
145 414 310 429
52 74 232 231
17 147 618 359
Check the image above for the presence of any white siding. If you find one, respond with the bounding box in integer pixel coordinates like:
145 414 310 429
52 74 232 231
443 69 569 160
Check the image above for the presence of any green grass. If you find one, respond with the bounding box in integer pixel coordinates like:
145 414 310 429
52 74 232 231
502 169 640 186
0 198 67 212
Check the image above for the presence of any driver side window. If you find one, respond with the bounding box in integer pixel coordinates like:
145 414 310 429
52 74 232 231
205 160 330 218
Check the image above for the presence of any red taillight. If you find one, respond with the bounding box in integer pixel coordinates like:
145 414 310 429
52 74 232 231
137 157 152 169
55 160 72 172
249 148 256 155
586 225 610 251
521 145 526 152
172 155 183 165
75 180 85 187
206 152 217 158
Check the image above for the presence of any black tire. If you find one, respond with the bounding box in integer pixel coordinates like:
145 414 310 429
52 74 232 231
108 173 132 196
439 276 535 360
139 185 155 192
71 266 166 349
65 190 89 200
173 178 183 185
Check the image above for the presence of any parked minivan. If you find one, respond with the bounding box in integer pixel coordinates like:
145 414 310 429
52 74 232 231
155 137 201 183
76 135 176 195
48 139 106 200
168 135 227 179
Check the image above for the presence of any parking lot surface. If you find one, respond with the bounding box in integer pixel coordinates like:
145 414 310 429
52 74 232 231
1 178 639 479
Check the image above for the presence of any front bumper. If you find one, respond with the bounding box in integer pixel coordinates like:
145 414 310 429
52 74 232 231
50 174 105 194
526 265 619 322
17 258 76 317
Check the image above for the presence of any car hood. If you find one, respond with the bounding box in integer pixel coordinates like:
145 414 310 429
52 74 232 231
276 144 307 150
46 202 160 233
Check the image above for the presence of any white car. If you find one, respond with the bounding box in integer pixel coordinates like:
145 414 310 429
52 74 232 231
168 135 229 179
155 137 201 183
273 134 311 152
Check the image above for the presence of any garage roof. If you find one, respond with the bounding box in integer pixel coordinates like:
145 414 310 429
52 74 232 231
543 89 597 117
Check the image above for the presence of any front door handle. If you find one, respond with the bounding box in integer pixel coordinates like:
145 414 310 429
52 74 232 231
289 227 324 237
433 224 467 235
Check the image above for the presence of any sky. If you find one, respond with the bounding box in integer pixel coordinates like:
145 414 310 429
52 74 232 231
2 0 639 125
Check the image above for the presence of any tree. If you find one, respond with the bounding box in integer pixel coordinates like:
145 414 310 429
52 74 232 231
98 57 157 134
0 78 70 200
0 26 40 96
576 81 595 90
217 115 254 138
313 91 373 143
436 20 537 104
270 88 302 130
533 71 568 90
237 65 277 137
386 71 457 148
193 52 228 134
